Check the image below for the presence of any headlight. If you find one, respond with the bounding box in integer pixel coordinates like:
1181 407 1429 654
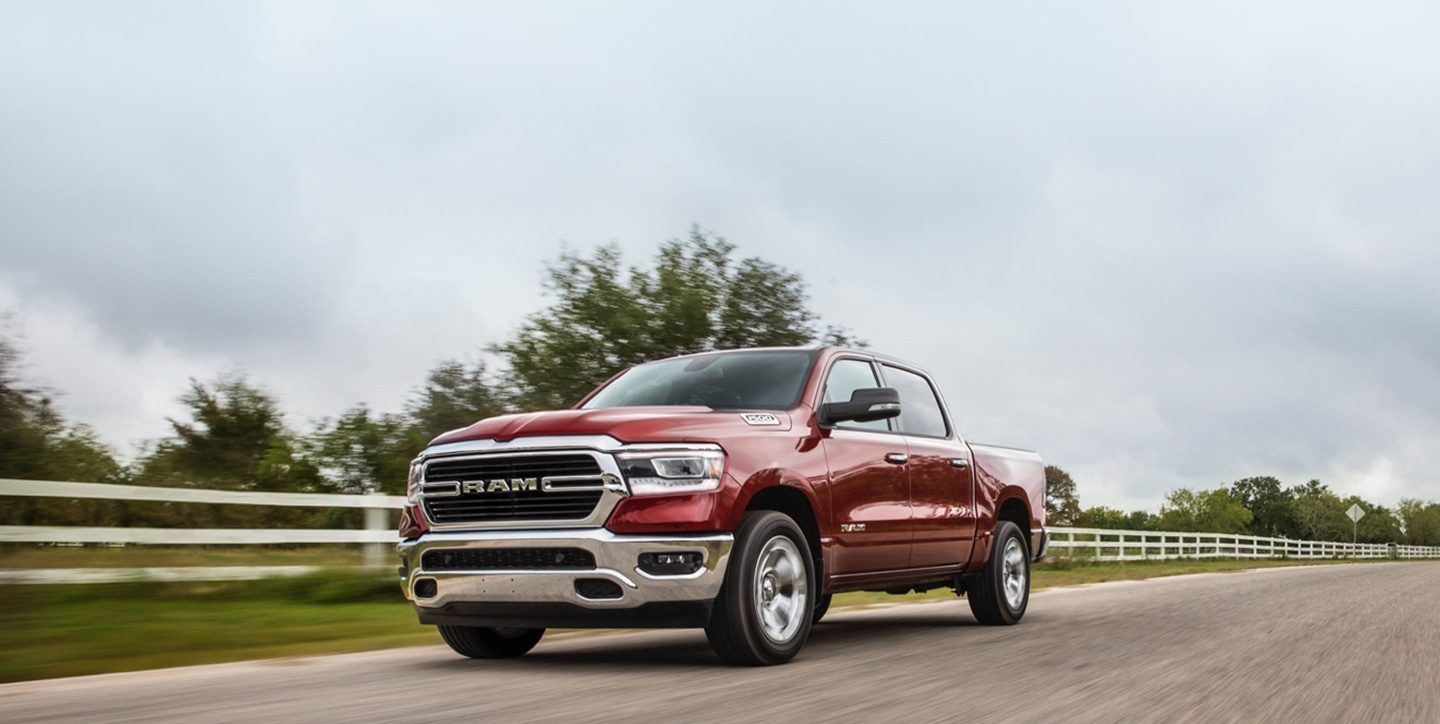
617 447 725 496
406 461 423 503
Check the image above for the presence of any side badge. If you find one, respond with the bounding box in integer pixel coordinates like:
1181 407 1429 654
740 412 781 426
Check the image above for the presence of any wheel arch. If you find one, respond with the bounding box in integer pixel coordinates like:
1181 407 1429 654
968 487 1036 570
739 482 824 591
996 494 1031 545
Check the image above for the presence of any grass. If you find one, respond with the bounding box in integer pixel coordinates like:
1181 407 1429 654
0 570 434 684
0 545 376 569
0 557 1383 684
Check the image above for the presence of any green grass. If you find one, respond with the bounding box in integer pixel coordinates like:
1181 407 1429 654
0 557 1381 684
0 570 434 683
0 545 376 569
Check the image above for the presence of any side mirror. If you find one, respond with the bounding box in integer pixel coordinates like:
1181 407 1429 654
819 387 902 426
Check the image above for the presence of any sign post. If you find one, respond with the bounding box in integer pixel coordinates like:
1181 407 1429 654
1346 504 1365 555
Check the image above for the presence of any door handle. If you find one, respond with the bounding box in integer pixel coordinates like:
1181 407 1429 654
950 458 970 469
885 453 909 465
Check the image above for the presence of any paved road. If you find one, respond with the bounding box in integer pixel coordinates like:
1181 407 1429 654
3 562 1438 723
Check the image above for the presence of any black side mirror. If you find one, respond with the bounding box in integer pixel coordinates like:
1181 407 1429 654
819 387 902 426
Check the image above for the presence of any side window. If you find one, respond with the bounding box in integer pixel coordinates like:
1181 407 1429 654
881 365 948 438
822 359 891 432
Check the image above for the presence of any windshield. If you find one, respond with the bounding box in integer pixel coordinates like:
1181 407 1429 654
582 350 816 411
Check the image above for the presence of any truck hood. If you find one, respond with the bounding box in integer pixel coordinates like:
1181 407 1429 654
430 406 797 447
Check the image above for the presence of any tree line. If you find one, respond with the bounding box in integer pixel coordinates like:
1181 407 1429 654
6 226 1434 543
1 229 858 529
1045 466 1440 546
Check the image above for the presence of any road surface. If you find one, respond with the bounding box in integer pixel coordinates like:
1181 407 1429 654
3 562 1437 723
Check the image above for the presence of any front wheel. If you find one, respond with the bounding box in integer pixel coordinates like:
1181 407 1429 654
966 521 1030 625
705 510 815 665
437 625 545 658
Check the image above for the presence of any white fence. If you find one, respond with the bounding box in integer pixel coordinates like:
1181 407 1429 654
0 479 403 545
3 479 1440 584
1046 527 1440 561
0 478 403 583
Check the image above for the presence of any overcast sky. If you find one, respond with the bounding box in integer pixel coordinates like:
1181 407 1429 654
3 2 1438 510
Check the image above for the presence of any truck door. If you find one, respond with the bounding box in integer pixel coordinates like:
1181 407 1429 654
819 357 913 574
878 363 976 568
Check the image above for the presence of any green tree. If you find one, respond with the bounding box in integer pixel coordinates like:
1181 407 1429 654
1397 499 1440 546
1044 465 1081 525
1123 509 1161 530
1 333 119 482
134 375 285 490
713 257 815 349
308 406 418 495
406 360 508 442
1289 480 1348 541
1074 507 1158 530
495 227 840 410
130 374 324 527
1159 487 1253 533
1077 506 1128 529
0 332 125 525
1231 476 1297 537
1347 497 1401 544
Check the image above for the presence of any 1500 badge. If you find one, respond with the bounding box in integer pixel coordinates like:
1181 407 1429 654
740 412 781 426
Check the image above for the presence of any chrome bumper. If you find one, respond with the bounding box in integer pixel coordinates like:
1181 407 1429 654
398 528 733 610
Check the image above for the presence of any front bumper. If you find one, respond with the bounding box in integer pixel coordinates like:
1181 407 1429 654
398 528 733 627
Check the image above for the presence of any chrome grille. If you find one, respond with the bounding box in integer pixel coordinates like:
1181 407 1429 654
422 453 605 524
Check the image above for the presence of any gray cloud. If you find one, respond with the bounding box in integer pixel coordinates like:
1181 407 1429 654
2 1 1439 508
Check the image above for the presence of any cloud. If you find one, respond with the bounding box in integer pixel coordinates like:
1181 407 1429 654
2 1 1439 508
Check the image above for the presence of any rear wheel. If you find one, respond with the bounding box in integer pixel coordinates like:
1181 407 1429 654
705 511 815 665
437 625 545 658
966 521 1029 625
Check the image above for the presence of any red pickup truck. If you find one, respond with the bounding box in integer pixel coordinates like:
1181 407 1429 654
398 346 1047 665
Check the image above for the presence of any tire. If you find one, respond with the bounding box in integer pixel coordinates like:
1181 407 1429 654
966 521 1030 625
705 510 816 665
437 625 545 658
811 593 833 625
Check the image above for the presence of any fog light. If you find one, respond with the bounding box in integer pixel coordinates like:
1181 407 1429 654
413 578 438 598
638 551 704 576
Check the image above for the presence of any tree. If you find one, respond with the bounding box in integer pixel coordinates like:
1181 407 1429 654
128 374 324 528
136 375 278 489
712 257 815 349
1074 507 1158 530
495 227 840 410
307 406 417 495
1159 487 1253 533
1044 465 1081 525
1077 506 1127 529
1347 497 1401 544
406 360 507 442
0 332 124 526
1397 499 1440 546
1231 476 1297 537
135 374 321 492
1123 509 1162 530
1289 480 1348 541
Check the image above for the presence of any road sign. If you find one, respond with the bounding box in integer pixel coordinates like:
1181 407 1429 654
1347 504 1365 523
1399 522 1408 536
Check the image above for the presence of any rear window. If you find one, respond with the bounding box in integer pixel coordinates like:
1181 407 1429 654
583 350 816 411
